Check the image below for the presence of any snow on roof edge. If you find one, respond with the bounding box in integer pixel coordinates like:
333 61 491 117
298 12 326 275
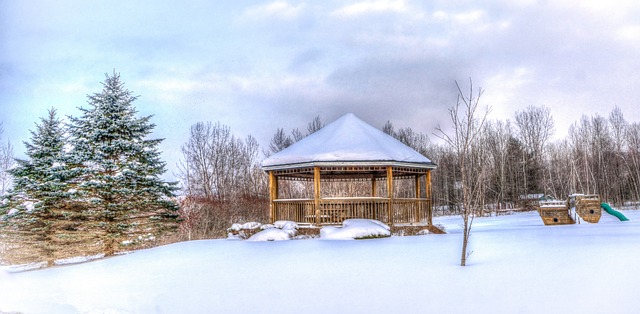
262 160 437 171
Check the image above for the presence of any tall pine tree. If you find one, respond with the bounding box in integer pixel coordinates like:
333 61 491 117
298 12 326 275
4 108 70 265
68 72 178 255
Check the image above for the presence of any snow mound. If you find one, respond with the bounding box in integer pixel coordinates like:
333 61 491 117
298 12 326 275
228 223 242 232
320 219 391 240
246 220 298 241
228 222 262 232
247 228 294 241
273 220 298 230
260 224 276 230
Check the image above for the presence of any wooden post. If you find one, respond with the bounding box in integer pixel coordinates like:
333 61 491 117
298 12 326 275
415 174 421 223
387 166 393 225
426 170 432 226
314 166 321 226
371 177 377 197
269 171 278 223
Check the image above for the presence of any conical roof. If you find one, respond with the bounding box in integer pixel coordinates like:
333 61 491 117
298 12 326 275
262 113 436 170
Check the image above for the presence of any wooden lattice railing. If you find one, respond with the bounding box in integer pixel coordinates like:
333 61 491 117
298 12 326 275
272 198 431 226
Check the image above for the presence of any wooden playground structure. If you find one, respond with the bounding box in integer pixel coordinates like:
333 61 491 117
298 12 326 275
537 194 603 225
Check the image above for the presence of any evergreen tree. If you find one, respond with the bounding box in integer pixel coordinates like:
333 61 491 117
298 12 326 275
67 72 178 255
10 108 68 205
4 108 70 265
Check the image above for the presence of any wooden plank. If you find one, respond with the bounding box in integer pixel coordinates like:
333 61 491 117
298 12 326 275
415 175 421 224
387 166 393 225
371 177 377 197
426 170 432 200
269 171 277 223
314 166 321 225
426 170 432 226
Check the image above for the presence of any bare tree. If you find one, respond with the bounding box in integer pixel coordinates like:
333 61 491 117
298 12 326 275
268 128 293 155
291 128 304 142
0 123 15 195
307 115 324 134
177 122 268 239
626 122 640 201
179 122 216 198
608 107 627 204
436 79 490 266
483 120 513 208
514 105 555 158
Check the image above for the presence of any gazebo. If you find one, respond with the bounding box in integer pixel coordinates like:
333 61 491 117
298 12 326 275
262 113 437 227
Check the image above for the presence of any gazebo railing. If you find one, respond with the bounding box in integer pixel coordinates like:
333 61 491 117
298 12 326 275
271 199 315 224
272 198 431 226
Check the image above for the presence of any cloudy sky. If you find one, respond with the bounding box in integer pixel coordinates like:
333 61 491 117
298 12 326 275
2 0 640 180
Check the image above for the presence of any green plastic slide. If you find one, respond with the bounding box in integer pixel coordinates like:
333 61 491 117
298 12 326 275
601 203 630 221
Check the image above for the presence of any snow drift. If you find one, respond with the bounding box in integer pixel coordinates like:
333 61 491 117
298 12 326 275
320 219 391 240
1 211 639 314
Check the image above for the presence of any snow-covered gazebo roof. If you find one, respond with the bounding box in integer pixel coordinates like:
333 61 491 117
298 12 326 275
262 113 436 171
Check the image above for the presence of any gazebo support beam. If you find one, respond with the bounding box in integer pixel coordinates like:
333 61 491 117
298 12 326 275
426 170 432 225
269 171 278 223
314 166 321 225
387 166 393 226
415 174 421 224
371 177 377 197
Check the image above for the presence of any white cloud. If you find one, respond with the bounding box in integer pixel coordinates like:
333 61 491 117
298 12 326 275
616 25 640 43
242 1 306 20
432 9 509 34
331 0 408 17
484 67 534 120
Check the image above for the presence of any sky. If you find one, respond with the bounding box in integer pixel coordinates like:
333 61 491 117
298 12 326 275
2 0 640 181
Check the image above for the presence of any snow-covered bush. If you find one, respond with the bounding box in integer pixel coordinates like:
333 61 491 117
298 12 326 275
244 220 298 241
246 228 292 241
320 219 390 240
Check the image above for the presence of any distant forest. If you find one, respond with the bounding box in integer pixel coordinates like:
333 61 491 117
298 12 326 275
177 105 640 238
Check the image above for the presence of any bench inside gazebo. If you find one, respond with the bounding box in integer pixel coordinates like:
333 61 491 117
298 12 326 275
262 113 437 227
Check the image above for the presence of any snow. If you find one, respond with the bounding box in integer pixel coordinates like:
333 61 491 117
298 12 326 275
260 223 275 230
54 254 106 266
248 220 298 241
1 210 640 313
247 228 293 241
23 201 35 212
262 113 434 168
273 220 298 230
320 219 391 240
240 222 261 230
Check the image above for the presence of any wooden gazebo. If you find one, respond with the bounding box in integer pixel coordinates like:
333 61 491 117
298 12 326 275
262 113 437 227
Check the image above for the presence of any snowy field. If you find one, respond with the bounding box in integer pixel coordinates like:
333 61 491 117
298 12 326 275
2 210 640 314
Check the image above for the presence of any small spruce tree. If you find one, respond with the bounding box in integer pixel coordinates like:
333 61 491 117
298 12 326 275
11 108 68 204
67 72 178 255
